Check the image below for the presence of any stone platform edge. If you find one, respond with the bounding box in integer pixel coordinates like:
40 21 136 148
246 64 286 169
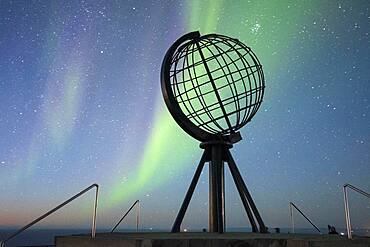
55 232 370 247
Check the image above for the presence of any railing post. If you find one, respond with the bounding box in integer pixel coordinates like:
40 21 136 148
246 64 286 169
289 202 294 233
92 185 99 238
343 185 352 239
136 200 140 231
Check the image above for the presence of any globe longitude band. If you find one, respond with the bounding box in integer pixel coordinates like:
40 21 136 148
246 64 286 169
161 31 267 233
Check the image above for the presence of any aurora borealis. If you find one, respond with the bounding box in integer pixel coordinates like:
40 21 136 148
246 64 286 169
0 0 369 233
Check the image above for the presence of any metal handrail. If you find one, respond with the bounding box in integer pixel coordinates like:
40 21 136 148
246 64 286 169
289 202 321 234
0 183 99 247
111 200 140 233
343 183 370 239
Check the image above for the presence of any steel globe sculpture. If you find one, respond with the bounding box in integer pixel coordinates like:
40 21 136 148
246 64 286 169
161 31 267 234
161 31 264 143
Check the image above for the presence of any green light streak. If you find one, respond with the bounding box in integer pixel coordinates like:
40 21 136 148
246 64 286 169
108 1 225 207
47 67 83 147
188 0 224 32
108 0 317 206
110 102 197 204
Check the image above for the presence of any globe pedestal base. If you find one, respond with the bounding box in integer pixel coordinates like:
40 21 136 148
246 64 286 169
171 141 267 233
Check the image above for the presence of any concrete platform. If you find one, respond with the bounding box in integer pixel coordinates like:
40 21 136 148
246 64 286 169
55 232 370 247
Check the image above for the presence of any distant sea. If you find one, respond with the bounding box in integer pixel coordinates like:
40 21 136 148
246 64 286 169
0 227 369 247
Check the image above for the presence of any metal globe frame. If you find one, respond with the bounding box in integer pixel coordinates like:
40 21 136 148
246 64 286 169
161 31 267 234
161 31 265 143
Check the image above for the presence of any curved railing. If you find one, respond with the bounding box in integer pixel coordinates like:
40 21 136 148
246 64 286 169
343 183 370 239
0 183 99 247
111 200 140 233
289 202 321 234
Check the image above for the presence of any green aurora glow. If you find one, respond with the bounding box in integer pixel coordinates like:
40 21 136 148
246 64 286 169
108 0 316 206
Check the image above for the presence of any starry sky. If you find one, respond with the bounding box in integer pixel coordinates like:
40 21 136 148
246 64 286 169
0 0 369 232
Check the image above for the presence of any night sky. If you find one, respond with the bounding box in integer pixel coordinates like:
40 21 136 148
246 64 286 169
0 0 369 232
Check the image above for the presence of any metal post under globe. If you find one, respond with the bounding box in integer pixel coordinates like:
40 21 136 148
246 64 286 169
161 31 267 233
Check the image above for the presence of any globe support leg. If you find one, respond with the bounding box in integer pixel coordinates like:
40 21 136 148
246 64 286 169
209 144 225 233
226 159 258 232
226 150 268 233
171 150 209 233
171 142 266 234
